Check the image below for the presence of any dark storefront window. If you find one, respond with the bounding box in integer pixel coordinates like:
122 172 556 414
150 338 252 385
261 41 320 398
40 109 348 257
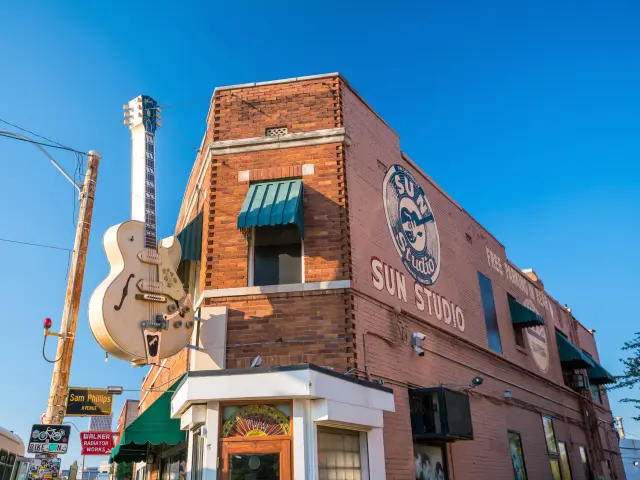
414 443 447 480
191 430 204 480
161 450 187 480
578 446 593 480
508 431 528 480
558 442 573 480
478 272 503 354
542 415 558 455
253 225 302 286
542 415 570 480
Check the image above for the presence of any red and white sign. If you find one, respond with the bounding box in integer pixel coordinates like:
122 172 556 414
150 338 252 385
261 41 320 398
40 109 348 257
80 431 114 455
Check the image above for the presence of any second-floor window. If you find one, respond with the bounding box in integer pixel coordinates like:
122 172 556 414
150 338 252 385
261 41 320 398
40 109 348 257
251 225 302 286
478 272 503 354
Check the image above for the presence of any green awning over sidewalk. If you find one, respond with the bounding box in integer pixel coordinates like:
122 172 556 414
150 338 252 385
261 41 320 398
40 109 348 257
176 211 203 261
110 377 185 463
555 332 595 370
508 297 545 328
237 180 304 236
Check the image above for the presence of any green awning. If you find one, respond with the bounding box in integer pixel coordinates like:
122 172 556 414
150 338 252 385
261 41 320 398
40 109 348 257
508 297 545 328
176 211 202 261
109 377 185 463
555 332 595 370
237 180 304 236
583 352 616 385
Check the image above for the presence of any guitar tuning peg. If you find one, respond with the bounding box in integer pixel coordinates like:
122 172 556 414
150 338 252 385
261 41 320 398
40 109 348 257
124 120 132 125
155 107 162 113
123 105 131 110
156 121 163 127
124 112 132 118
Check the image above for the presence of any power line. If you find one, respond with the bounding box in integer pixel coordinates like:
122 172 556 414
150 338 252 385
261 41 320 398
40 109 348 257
0 237 73 252
0 132 86 155
0 117 70 149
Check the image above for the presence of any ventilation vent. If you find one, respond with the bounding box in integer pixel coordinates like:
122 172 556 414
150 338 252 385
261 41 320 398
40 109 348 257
266 127 288 136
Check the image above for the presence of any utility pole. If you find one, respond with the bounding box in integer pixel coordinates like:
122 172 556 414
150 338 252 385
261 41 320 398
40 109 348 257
43 151 100 424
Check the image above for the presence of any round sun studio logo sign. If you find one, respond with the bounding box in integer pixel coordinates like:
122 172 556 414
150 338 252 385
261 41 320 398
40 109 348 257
383 164 441 285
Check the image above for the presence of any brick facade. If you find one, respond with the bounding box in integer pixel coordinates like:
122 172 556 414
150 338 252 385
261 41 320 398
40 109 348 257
137 74 623 479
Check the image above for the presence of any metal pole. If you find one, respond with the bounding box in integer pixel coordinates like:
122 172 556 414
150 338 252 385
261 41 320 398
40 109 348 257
43 151 100 424
81 456 85 480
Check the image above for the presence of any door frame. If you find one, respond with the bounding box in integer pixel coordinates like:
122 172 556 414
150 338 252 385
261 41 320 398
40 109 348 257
221 437 291 480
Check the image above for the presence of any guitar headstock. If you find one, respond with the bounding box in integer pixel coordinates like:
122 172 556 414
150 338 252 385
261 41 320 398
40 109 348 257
124 95 162 132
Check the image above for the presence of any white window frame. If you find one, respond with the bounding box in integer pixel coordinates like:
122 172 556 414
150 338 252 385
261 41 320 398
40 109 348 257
316 425 370 480
248 226 305 287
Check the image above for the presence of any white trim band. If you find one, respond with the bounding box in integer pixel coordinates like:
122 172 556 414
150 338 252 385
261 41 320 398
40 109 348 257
201 280 350 299
209 128 346 156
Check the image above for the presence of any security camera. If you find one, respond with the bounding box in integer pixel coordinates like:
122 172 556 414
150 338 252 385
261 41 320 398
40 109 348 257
471 376 483 387
412 332 426 341
413 345 425 357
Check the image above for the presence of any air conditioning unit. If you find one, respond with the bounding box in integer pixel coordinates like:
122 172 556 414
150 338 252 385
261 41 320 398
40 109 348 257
570 374 589 391
409 387 474 441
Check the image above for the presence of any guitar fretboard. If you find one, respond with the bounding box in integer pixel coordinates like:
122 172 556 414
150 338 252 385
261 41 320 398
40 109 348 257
144 131 157 250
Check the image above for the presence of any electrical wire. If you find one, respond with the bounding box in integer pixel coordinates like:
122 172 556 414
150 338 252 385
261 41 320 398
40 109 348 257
0 132 86 155
0 237 73 252
0 117 71 149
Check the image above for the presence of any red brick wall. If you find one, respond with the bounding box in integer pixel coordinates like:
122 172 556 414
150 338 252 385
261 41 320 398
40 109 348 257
340 78 622 479
203 143 348 290
159 75 622 480
205 289 352 371
211 78 342 141
139 347 188 413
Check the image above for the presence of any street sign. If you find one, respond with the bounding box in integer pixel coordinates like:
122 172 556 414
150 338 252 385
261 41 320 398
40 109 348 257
28 425 71 454
66 388 113 417
80 431 114 455
26 457 61 480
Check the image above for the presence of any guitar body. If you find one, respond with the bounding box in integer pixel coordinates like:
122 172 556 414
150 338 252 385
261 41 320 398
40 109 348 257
88 220 194 361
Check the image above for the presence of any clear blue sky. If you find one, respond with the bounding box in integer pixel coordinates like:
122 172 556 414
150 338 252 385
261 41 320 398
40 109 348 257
1 0 639 468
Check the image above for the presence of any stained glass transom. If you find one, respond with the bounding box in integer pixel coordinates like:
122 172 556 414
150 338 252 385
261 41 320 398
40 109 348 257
222 404 291 438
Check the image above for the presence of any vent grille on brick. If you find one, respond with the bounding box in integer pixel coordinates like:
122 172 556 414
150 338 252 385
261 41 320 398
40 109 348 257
266 127 288 136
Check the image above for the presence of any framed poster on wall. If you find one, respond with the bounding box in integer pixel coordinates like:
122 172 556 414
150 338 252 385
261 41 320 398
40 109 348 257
414 443 446 480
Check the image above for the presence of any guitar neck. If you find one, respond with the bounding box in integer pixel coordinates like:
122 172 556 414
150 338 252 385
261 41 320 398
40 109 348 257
144 131 158 250
127 95 160 251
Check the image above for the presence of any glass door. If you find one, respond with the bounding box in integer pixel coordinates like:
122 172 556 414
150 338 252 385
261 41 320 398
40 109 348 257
221 439 290 480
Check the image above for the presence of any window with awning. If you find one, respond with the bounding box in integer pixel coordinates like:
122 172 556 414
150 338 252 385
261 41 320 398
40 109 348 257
237 180 305 286
109 377 186 464
176 211 203 262
508 296 545 328
237 180 304 236
555 332 595 370
175 212 203 301
583 351 616 385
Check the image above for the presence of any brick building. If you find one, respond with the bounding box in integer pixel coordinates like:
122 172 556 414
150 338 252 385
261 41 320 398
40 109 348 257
111 73 622 480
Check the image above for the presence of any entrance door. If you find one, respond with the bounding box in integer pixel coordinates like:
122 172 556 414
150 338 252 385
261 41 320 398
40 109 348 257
221 439 291 480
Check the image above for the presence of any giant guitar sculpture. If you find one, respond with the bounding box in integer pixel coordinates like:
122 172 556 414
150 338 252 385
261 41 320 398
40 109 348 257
89 95 194 365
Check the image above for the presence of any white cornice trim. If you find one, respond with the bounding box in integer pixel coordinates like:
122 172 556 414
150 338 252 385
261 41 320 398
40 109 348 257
214 73 341 92
209 128 346 156
202 280 351 298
